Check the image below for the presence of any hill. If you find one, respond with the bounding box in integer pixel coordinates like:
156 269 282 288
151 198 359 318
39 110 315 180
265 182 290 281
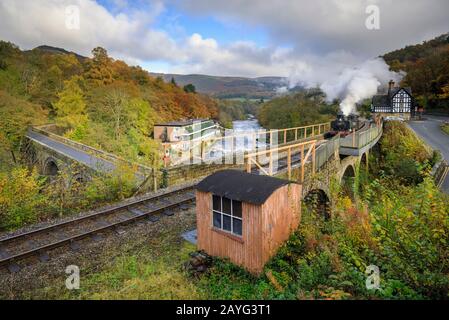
151 73 286 99
30 45 88 61
382 33 449 110
0 40 219 167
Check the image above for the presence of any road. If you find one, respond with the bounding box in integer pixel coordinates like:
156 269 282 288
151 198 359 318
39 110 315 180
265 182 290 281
408 115 449 192
27 130 116 173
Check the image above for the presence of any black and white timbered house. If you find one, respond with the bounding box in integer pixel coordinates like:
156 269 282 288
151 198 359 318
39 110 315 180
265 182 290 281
371 80 415 117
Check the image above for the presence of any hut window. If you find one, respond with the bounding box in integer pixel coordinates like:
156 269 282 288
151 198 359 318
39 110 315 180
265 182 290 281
212 195 243 237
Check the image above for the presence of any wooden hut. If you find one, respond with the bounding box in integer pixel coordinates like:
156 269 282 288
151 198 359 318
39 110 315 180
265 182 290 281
196 170 302 274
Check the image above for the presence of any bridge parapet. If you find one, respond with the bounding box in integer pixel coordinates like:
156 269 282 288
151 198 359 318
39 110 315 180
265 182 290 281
29 125 154 177
315 135 340 170
339 121 383 156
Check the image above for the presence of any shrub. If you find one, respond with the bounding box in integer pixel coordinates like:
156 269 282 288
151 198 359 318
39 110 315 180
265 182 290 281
0 167 49 230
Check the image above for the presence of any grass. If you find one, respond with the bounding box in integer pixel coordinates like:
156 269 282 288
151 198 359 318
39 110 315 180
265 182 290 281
22 240 204 300
441 123 449 135
75 242 202 300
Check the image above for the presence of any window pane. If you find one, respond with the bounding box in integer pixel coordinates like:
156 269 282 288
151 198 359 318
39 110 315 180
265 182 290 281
213 211 221 228
223 215 231 231
213 195 221 211
232 200 242 218
233 218 242 236
222 197 232 214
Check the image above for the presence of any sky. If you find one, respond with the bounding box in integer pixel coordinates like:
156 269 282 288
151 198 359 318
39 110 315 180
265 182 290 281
0 0 448 80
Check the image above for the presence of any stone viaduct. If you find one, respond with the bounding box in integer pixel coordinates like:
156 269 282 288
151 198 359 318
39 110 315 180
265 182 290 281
25 121 383 210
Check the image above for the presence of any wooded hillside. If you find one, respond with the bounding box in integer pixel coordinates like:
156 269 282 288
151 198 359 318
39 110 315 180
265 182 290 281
257 90 338 129
0 41 218 166
383 33 449 110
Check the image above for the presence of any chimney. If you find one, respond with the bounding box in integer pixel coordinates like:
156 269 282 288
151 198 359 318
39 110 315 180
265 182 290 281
388 80 395 93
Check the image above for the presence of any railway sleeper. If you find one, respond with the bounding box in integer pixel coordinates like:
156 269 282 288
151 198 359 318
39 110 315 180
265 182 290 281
91 233 104 242
0 246 8 259
55 231 68 241
127 207 147 217
142 202 158 211
69 240 81 251
95 220 109 228
8 262 21 273
26 239 39 250
114 226 126 235
38 251 50 262
148 215 160 223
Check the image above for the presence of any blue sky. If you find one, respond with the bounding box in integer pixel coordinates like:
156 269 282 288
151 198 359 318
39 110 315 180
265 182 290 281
95 0 269 48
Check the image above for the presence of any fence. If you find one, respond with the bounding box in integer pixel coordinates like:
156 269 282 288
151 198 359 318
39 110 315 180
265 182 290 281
245 140 317 182
315 134 340 170
340 122 383 149
165 122 330 167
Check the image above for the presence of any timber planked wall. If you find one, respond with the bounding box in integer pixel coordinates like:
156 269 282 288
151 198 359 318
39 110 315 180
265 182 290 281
196 183 301 274
196 190 263 273
261 184 302 264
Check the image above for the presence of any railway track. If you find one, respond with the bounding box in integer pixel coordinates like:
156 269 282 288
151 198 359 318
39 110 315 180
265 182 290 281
0 186 196 272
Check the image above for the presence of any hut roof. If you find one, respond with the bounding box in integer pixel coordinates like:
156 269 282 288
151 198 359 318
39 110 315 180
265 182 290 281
196 170 292 205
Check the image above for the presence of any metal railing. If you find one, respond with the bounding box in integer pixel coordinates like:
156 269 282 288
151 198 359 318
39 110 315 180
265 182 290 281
340 122 383 149
205 122 330 146
315 134 340 169
164 122 330 166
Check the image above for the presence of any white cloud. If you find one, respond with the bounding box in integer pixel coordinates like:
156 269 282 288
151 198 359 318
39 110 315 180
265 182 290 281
0 0 446 112
177 0 449 57
0 0 178 64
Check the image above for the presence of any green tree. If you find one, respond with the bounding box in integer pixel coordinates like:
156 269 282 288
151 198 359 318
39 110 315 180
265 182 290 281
183 83 196 93
53 76 88 129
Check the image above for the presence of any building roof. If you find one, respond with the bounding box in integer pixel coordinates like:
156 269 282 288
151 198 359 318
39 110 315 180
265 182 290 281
155 119 210 127
196 170 292 205
389 87 412 99
372 94 389 107
372 87 413 107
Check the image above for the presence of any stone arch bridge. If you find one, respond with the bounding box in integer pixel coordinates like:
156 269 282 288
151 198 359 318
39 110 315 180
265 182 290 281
25 125 154 187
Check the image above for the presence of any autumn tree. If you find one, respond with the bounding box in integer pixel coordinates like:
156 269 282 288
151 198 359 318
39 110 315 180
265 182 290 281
84 47 114 86
0 90 47 164
53 76 88 129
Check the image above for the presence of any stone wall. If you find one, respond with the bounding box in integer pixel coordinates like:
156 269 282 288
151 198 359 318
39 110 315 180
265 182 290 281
26 140 96 184
163 162 245 187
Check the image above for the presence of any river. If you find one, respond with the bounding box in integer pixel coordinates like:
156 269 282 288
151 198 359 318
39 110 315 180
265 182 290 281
205 118 266 160
232 118 263 132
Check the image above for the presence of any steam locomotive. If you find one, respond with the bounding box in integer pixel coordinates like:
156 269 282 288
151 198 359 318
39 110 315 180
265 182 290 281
325 112 361 138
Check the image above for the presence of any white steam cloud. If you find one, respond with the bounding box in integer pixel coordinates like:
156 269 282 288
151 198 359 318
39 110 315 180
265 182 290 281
286 56 403 115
